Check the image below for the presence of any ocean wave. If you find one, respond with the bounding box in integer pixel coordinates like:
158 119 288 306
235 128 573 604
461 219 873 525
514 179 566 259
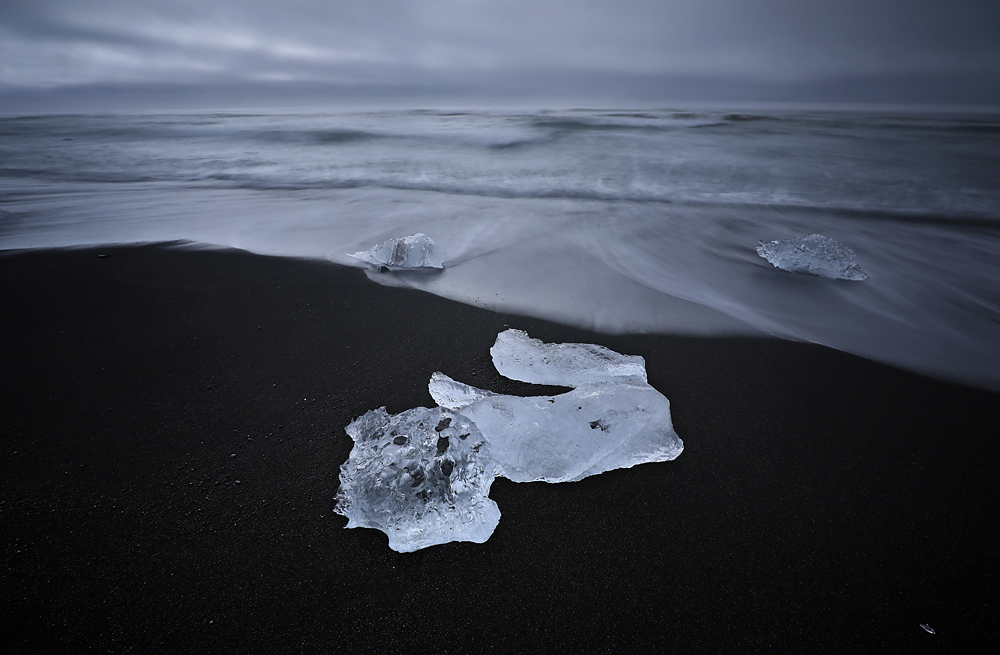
529 118 669 133
595 112 663 119
181 174 997 225
4 161 997 225
2 172 998 391
676 112 1000 135
2 106 998 393
244 128 380 144
2 108 998 225
0 166 165 184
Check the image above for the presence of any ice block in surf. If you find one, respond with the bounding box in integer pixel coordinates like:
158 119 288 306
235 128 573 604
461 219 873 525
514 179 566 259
349 233 444 270
756 234 867 280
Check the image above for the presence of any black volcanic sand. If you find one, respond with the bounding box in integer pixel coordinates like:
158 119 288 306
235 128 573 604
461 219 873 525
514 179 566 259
1 243 997 653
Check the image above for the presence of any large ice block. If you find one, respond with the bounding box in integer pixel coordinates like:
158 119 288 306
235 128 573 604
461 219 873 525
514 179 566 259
334 406 500 552
349 233 444 269
336 329 683 551
431 330 683 483
756 234 867 280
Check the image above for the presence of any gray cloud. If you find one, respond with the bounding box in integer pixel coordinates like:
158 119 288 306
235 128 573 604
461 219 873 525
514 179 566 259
2 1 998 108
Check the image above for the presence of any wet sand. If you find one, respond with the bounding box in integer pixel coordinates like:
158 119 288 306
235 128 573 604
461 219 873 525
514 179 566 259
1 242 997 652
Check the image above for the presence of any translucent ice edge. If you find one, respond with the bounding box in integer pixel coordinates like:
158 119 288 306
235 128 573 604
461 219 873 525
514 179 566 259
756 234 867 281
349 232 444 270
335 329 683 552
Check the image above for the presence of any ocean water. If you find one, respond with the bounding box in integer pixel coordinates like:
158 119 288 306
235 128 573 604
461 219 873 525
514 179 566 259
2 108 999 390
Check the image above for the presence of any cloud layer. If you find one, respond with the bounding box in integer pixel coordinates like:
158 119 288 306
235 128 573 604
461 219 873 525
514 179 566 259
2 0 999 108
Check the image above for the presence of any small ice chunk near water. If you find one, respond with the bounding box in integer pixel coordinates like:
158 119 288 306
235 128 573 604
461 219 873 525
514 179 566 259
349 233 444 269
920 624 936 635
430 329 683 483
756 234 867 281
490 327 648 385
334 406 499 553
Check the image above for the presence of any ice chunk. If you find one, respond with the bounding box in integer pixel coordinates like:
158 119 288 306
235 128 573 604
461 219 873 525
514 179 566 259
335 406 499 552
336 329 683 551
430 330 683 483
756 234 867 281
430 372 682 483
349 233 444 269
491 327 647 386
920 624 935 635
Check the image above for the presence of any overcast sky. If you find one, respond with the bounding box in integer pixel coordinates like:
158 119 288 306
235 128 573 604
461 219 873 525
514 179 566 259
2 0 999 110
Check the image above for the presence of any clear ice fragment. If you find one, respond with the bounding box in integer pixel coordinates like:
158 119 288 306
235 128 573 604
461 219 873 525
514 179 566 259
336 329 683 552
430 330 683 483
490 327 648 386
349 233 444 269
756 234 867 280
334 406 499 552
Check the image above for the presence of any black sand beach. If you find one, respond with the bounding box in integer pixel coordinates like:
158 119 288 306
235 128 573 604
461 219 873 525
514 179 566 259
2 243 997 653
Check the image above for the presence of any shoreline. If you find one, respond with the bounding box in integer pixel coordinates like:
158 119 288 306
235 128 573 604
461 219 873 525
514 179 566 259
2 242 997 652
